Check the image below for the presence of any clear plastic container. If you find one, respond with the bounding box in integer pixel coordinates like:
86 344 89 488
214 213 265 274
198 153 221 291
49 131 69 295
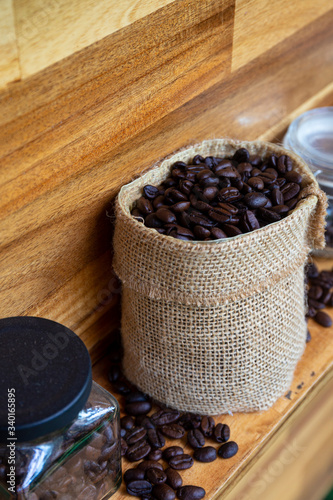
283 107 333 256
0 317 121 500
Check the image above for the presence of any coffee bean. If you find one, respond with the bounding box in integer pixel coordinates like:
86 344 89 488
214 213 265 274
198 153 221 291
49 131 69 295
187 429 205 449
307 263 319 279
240 211 260 232
153 483 176 500
172 201 191 212
285 197 298 209
233 148 250 163
193 446 217 462
137 197 154 215
308 286 323 300
221 224 243 237
243 192 268 209
308 299 325 310
145 213 164 228
125 401 152 416
271 188 284 206
112 379 131 396
281 183 300 201
124 468 145 484
121 438 128 456
193 155 205 165
213 423 230 443
151 410 180 426
271 204 289 215
136 415 155 430
156 208 177 224
218 441 238 459
146 468 167 485
168 454 194 470
126 440 151 462
126 391 149 403
208 207 231 223
137 460 164 472
314 311 332 327
154 195 167 209
258 208 281 223
203 186 219 201
148 449 163 461
284 171 302 184
177 486 206 500
193 225 211 240
160 423 185 439
247 177 264 190
321 290 331 304
218 187 241 203
147 428 166 449
121 416 135 430
210 227 227 239
163 446 184 461
126 480 152 496
144 185 160 199
165 468 183 489
126 427 147 445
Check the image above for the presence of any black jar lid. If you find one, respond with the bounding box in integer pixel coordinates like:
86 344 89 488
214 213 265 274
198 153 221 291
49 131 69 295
0 316 92 443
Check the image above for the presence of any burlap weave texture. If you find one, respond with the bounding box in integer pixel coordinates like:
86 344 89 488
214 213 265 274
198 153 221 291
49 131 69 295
113 139 327 414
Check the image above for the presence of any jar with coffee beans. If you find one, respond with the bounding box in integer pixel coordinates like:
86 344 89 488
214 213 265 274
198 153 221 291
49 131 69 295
0 317 121 500
284 107 333 256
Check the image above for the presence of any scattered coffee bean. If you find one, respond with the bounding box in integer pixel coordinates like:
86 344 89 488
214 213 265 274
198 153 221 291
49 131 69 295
151 410 180 426
200 416 215 437
187 429 205 449
160 423 185 439
168 454 194 470
121 416 135 430
125 401 152 416
146 468 167 485
126 440 151 462
218 441 239 459
213 423 230 443
165 468 183 489
148 449 163 461
153 483 176 500
163 446 184 461
126 427 147 445
147 428 165 449
193 446 217 463
124 468 145 484
177 486 206 500
126 480 152 496
137 460 164 472
314 310 332 327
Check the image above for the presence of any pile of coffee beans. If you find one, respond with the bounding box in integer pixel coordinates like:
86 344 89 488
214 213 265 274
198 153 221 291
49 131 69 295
306 262 333 334
131 148 303 241
107 334 238 499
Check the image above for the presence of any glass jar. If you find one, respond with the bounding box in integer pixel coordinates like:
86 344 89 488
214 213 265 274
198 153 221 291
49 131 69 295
283 106 333 257
0 317 121 500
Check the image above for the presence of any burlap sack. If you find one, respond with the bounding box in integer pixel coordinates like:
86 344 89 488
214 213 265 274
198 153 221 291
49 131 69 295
113 139 327 414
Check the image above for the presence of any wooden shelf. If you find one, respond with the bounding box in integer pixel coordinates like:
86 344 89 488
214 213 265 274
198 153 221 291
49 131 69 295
92 258 333 500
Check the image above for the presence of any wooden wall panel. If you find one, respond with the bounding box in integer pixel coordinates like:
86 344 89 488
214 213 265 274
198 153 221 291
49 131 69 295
0 1 333 359
232 0 333 71
13 0 175 78
0 0 20 87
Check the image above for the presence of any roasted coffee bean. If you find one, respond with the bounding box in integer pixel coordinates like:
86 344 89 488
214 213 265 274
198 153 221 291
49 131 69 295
137 460 164 472
163 446 184 461
108 364 121 383
193 155 205 164
137 197 154 215
156 208 177 224
126 427 147 445
136 415 155 429
177 486 206 500
221 224 242 237
233 148 250 163
154 195 167 209
271 204 289 215
218 187 241 203
307 306 317 318
218 441 239 459
145 213 164 228
179 180 194 196
200 416 215 437
165 188 188 203
219 166 240 178
126 440 151 462
172 201 191 212
112 379 131 395
271 188 284 206
285 171 302 184
168 454 194 470
124 468 145 484
308 299 325 310
193 446 217 463
187 429 205 449
314 311 333 327
146 468 167 485
285 197 298 210
203 186 219 201
172 168 187 179
151 410 180 426
165 467 183 489
240 210 260 232
125 401 152 416
308 285 323 300
153 483 176 500
126 480 152 496
237 162 253 175
247 176 264 190
148 449 163 461
126 391 149 403
258 208 281 223
320 290 331 304
144 185 160 199
188 212 214 228
121 438 128 456
307 263 319 279
160 424 185 439
210 227 227 239
208 207 231 223
213 423 230 443
147 428 166 449
281 182 300 201
243 192 268 209
193 225 211 240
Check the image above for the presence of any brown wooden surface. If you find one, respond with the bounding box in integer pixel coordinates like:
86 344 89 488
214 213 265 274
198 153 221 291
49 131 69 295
1 1 333 361
93 258 333 500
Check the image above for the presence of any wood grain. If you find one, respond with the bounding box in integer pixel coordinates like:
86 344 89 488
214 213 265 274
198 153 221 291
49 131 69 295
0 0 20 87
13 0 175 78
232 0 332 71
0 3 333 360
92 288 333 500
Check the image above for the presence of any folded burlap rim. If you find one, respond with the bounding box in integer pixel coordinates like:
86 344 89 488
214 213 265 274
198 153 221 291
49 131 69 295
113 139 327 305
